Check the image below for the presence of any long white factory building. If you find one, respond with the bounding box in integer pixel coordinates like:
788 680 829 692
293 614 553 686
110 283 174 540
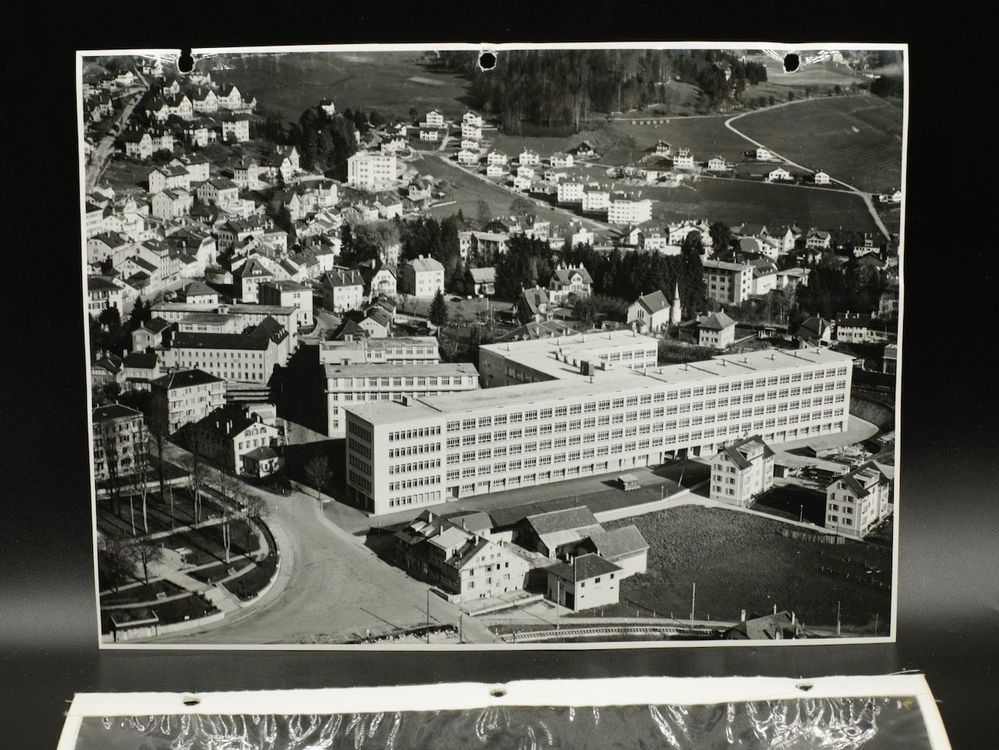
344 330 854 515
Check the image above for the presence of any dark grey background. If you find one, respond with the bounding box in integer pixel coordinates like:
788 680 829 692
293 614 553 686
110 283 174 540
2 5 995 748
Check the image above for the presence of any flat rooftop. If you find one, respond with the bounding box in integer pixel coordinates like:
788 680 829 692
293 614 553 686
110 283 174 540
325 362 478 378
480 329 658 379
320 336 438 350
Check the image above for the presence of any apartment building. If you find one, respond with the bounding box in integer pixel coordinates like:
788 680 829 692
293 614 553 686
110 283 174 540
825 462 892 540
188 405 284 475
325 361 479 437
709 435 775 507
149 368 226 435
400 255 445 299
702 259 755 305
92 404 145 484
344 332 853 514
259 280 314 330
346 151 397 191
607 196 652 226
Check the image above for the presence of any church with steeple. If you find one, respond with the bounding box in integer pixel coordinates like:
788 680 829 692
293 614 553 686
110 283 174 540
626 282 684 334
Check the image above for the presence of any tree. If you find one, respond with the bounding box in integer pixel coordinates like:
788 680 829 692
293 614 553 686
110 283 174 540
188 433 209 524
216 467 246 565
131 422 151 534
428 289 450 327
98 305 121 331
304 453 332 505
476 199 491 227
130 536 161 585
509 196 534 216
97 419 123 517
98 532 140 592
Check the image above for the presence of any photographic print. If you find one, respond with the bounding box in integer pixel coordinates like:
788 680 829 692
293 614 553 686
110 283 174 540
79 43 906 647
56 676 950 750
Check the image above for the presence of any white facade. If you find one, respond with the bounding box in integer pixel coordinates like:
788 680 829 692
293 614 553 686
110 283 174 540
345 334 853 515
326 363 479 437
347 152 397 191
556 182 584 205
826 463 891 540
703 259 754 304
709 437 775 507
608 198 652 226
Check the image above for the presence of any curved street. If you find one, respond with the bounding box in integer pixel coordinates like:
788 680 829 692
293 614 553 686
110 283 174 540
151 441 494 645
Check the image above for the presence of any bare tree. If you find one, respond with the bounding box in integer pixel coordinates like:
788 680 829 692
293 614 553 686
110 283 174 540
304 453 333 505
217 467 248 565
189 433 208 524
132 422 151 534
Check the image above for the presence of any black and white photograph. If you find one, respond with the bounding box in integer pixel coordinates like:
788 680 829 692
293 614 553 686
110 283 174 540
79 43 907 648
55 676 951 750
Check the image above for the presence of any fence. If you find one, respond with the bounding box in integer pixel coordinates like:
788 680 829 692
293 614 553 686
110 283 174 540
779 527 847 545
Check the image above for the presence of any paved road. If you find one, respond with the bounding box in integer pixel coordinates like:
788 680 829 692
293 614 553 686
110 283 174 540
152 441 495 645
723 99 891 239
85 66 149 190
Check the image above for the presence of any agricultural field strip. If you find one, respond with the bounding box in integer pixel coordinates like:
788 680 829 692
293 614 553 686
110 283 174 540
723 99 890 237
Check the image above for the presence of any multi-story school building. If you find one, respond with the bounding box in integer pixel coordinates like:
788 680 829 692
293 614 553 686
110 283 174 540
344 331 854 515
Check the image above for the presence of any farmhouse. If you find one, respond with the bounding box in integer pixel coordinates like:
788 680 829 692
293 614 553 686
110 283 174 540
813 170 831 185
767 167 793 183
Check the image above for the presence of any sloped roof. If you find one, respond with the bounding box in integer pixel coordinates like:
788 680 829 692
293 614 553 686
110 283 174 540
698 311 736 331
633 290 669 314
93 403 142 422
468 267 496 284
408 256 444 273
524 506 599 535
585 525 648 560
549 553 622 583
152 368 224 390
123 351 158 369
552 265 592 285
798 316 831 341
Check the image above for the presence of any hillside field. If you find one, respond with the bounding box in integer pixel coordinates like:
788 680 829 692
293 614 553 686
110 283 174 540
733 95 904 193
196 51 471 123
602 116 750 164
644 177 879 232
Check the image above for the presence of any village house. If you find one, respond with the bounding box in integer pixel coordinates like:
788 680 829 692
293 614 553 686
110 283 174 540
461 122 482 141
710 435 775 507
150 188 193 220
518 149 540 166
813 170 831 185
121 351 162 390
423 109 445 128
755 146 775 161
707 156 730 172
466 266 496 297
487 151 508 167
189 404 284 476
571 141 598 159
517 286 553 322
797 316 834 347
825 462 891 540
131 317 174 353
419 127 441 142
549 152 574 168
459 231 509 263
321 267 365 312
462 111 483 128
805 229 832 250
123 129 174 160
703 259 754 305
548 263 593 305
767 167 793 183
835 313 890 344
393 511 531 604
516 507 603 559
547 554 623 612
457 149 479 166
750 258 780 296
673 147 695 169
221 114 251 143
196 177 240 207
147 164 191 194
696 310 737 348
359 260 398 298
485 163 506 178
654 140 673 157
235 257 276 303
401 255 445 299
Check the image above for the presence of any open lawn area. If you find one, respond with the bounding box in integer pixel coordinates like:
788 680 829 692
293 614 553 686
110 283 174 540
164 519 262 568
603 116 750 164
605 505 892 632
645 177 878 232
101 592 218 634
102 157 151 191
734 95 903 193
417 154 595 229
203 51 472 123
